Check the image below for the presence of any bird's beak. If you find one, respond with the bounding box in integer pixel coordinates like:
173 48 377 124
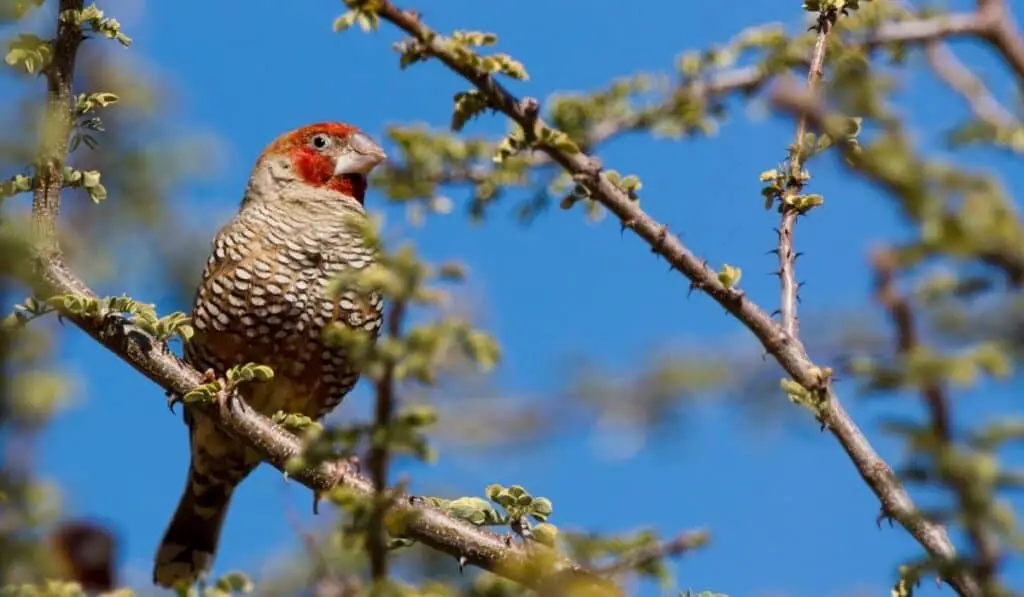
334 132 387 176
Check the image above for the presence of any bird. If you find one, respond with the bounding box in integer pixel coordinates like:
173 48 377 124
153 122 387 588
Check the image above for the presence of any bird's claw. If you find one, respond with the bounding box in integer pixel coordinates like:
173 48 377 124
166 367 214 416
200 369 239 415
166 390 181 414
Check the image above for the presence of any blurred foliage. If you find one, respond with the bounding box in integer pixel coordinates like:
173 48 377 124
2 0 1024 595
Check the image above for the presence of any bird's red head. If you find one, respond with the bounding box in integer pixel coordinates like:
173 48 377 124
259 122 387 204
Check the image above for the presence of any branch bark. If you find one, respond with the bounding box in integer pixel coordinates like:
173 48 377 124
21 3 616 593
976 0 1024 83
776 10 834 339
925 42 1020 130
370 2 983 595
770 84 1024 288
385 64 768 190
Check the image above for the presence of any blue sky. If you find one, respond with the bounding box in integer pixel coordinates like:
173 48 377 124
10 0 1024 595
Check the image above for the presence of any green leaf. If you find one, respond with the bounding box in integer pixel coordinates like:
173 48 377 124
446 496 502 525
0 174 34 199
531 497 553 518
532 522 558 547
4 34 51 74
717 264 742 289
451 90 489 132
332 11 358 32
214 571 254 594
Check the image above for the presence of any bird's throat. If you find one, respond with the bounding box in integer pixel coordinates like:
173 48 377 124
327 173 367 204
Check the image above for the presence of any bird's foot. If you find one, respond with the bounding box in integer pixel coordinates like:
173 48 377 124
168 368 215 413
212 369 243 416
171 368 227 413
199 368 217 384
166 390 181 414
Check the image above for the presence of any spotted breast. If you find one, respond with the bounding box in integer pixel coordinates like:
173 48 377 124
153 122 387 589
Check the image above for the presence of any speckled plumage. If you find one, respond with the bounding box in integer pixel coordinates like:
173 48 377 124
153 123 386 588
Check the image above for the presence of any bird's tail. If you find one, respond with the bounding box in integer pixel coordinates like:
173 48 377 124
152 462 238 588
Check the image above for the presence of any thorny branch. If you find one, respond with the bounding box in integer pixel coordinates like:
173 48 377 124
769 85 1024 287
21 3 617 593
872 250 1002 590
391 5 1024 194
776 9 834 340
372 1 987 595
769 75 1024 593
388 65 768 189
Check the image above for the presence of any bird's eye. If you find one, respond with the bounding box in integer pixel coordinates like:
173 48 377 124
310 134 331 150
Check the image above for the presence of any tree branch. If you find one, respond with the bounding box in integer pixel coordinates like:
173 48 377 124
925 42 1020 130
385 9 1012 195
777 10 834 339
975 0 1024 83
384 64 767 190
371 2 980 595
770 84 1024 287
21 4 616 593
860 12 985 46
872 249 1002 590
593 531 708 579
32 0 83 262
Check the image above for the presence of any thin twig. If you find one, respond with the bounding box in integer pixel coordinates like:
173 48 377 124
778 10 834 339
371 3 980 596
31 0 83 261
21 4 615 592
860 12 985 46
975 0 1024 83
925 42 1020 130
770 84 1024 288
770 84 999 595
383 64 768 189
385 10 1004 192
594 531 708 579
